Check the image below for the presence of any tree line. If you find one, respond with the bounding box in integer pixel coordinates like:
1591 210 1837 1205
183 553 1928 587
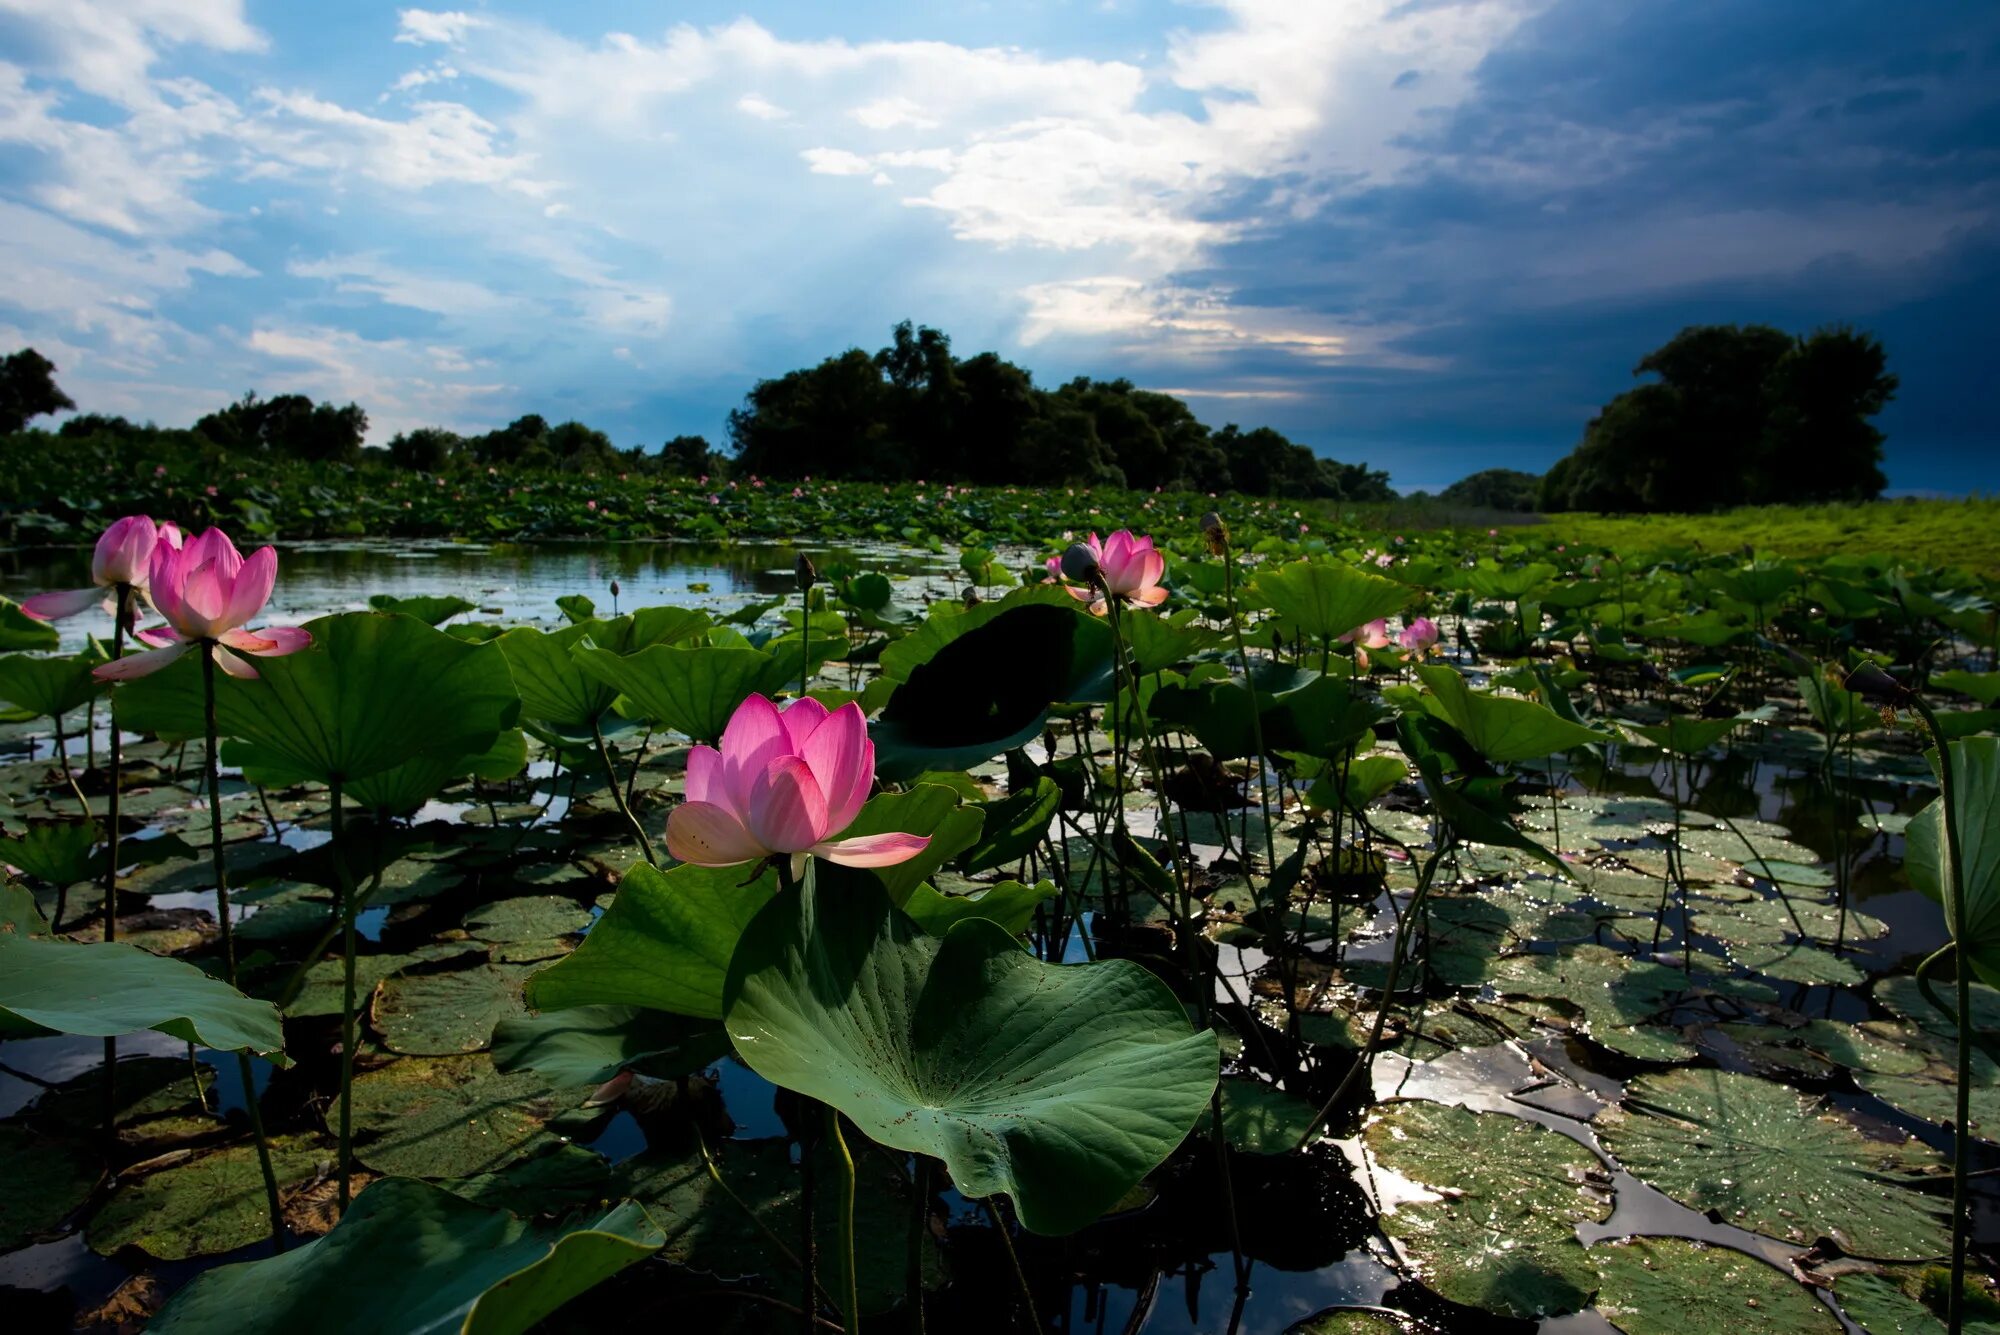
0 319 1896 511
0 323 1394 501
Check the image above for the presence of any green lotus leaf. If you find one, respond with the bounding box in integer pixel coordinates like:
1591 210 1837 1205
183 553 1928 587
348 1053 586 1179
1122 609 1222 675
1364 1100 1608 1319
0 650 103 718
815 783 984 905
1248 560 1410 643
0 928 286 1060
1834 1268 2000 1335
150 1176 661 1335
0 819 101 885
496 622 618 730
722 874 1218 1234
491 1005 729 1086
958 775 1061 874
1206 1075 1320 1154
1934 671 2000 707
1592 1236 1839 1335
0 596 60 651
525 860 777 1021
900 878 1053 937
1415 664 1609 763
374 960 533 1056
1599 1068 1950 1260
873 591 1113 781
120 612 520 785
1906 736 2000 983
574 643 782 743
1462 560 1560 602
1620 713 1751 755
368 593 478 626
0 1123 100 1251
88 1136 325 1260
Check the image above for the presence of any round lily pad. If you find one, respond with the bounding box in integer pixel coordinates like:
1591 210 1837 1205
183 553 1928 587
1599 1068 1950 1260
1592 1236 1841 1334
372 961 531 1055
348 1054 586 1179
1364 1100 1609 1319
1208 1076 1321 1154
0 1123 100 1250
1834 1269 2000 1335
1727 940 1866 986
87 1136 323 1259
464 895 591 944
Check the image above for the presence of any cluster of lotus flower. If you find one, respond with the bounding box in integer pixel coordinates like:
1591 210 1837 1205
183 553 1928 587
26 518 1439 881
23 515 309 679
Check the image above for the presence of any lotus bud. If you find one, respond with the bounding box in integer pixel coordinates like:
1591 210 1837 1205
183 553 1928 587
1199 510 1229 556
1832 660 1904 704
609 578 621 599
1060 542 1102 586
794 553 817 592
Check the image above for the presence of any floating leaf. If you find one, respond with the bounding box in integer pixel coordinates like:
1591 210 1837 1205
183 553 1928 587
374 961 532 1056
348 1054 585 1179
1599 1068 1950 1260
0 1124 99 1250
723 875 1217 1234
88 1136 323 1259
1364 1100 1608 1319
1591 1236 1840 1334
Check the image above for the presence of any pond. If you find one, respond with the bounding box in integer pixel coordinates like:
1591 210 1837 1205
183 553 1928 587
0 525 1992 1335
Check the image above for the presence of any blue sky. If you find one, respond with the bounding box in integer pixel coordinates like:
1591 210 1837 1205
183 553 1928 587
1 1 1995 493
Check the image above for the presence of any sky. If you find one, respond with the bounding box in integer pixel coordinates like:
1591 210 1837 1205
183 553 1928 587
1 1 1996 494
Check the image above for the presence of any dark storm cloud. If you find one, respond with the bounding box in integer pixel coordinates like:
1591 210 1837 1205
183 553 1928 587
1177 0 2000 490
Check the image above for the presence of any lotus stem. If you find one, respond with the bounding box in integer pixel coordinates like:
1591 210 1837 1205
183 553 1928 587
826 1103 859 1335
982 1197 1037 1333
201 642 285 1252
909 1157 930 1334
1904 695 1972 1335
591 715 656 866
102 585 129 1145
1291 838 1451 1152
328 775 363 1211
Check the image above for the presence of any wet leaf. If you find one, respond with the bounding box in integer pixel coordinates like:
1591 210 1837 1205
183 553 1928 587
1600 1068 1950 1260
1364 1100 1608 1319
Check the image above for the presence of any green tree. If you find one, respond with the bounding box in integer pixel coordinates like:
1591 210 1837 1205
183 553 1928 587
0 348 78 434
1439 468 1542 512
1541 323 1894 512
386 427 462 471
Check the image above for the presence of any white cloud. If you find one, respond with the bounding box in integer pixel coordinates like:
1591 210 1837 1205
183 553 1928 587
850 96 938 130
287 254 512 317
248 89 551 195
801 146 872 176
0 0 263 108
736 93 787 121
395 9 481 47
246 324 508 440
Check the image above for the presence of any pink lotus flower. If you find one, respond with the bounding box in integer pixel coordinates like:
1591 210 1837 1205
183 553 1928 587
665 694 930 877
1051 530 1168 615
1398 617 1440 656
1339 618 1392 672
96 528 310 681
22 516 181 621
